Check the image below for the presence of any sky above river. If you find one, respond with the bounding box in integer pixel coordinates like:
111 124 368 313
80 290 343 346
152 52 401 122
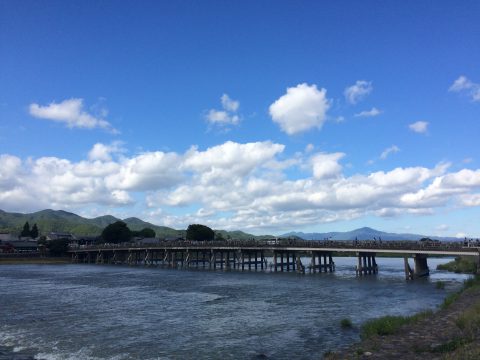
1 1 479 236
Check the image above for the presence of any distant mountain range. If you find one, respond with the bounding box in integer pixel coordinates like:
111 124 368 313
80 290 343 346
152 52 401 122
0 209 266 240
0 209 462 242
282 227 461 241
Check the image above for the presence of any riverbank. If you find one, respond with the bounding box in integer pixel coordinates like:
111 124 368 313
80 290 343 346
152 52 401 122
326 276 480 359
0 257 70 265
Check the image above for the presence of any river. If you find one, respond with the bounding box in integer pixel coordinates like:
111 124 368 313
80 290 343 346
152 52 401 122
0 258 471 360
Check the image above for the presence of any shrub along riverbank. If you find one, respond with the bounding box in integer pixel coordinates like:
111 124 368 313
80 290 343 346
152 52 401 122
326 275 480 359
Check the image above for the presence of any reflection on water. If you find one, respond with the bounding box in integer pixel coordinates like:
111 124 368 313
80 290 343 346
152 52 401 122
0 258 470 360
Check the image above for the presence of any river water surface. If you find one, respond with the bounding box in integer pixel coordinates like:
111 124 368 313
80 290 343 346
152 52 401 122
0 258 471 359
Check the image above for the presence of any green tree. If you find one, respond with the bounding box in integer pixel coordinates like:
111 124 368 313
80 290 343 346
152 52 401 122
47 238 69 256
133 228 155 238
20 221 31 237
101 221 132 244
30 223 39 238
186 224 214 241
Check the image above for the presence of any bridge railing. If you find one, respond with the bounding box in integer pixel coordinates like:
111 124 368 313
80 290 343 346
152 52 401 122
69 239 479 253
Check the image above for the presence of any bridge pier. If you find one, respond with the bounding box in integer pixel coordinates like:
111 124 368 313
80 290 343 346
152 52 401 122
239 250 265 271
356 252 377 276
310 251 335 273
404 254 429 279
273 250 297 272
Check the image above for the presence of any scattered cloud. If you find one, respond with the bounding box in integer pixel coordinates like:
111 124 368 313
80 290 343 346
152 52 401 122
305 144 315 153
205 94 240 126
220 94 239 112
29 98 118 133
449 75 480 102
380 145 400 160
436 224 449 231
409 121 429 134
344 80 372 104
269 83 330 135
354 107 381 117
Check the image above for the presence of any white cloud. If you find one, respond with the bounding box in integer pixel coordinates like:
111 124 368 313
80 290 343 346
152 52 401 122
205 94 240 126
88 141 125 161
409 121 429 134
29 98 118 133
182 141 285 183
2 140 480 232
449 75 480 102
221 94 239 112
460 194 480 207
344 80 372 104
269 83 330 135
311 152 345 179
354 107 381 117
380 145 400 160
436 224 449 231
205 110 240 125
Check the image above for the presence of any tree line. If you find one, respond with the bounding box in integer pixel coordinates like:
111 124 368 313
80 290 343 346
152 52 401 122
20 221 39 238
100 222 216 244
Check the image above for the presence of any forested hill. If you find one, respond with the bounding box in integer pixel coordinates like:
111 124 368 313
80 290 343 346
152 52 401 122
0 209 269 240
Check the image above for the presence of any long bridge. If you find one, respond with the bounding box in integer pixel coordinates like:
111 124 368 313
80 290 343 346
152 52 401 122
69 239 480 280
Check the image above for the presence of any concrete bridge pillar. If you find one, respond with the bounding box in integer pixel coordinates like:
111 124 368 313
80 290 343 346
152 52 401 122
413 254 429 278
404 254 429 279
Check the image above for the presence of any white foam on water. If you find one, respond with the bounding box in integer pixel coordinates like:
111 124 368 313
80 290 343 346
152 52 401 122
35 347 129 360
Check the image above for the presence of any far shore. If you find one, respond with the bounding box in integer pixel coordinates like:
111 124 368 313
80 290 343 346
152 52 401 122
0 257 71 265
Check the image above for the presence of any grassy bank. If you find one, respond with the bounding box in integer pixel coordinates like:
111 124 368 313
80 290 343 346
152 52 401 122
326 275 480 359
437 256 478 274
0 257 71 265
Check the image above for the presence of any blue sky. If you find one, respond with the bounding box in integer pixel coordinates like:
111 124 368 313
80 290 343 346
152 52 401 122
1 1 480 236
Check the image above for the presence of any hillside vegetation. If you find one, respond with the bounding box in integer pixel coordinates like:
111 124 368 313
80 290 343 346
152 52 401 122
0 209 267 240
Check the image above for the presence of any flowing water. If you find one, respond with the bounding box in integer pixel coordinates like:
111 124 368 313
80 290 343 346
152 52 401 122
0 258 471 360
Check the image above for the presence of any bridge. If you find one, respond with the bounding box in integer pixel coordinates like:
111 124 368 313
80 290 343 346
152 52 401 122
69 239 480 280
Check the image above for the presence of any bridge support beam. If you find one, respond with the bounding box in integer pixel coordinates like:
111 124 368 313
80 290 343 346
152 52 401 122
356 252 377 276
310 251 335 273
273 251 297 272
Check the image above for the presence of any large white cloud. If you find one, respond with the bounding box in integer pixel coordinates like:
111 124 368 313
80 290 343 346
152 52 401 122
269 83 330 135
1 141 480 232
29 98 118 133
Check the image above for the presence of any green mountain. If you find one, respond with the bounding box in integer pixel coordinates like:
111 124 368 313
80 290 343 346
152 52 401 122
0 209 266 240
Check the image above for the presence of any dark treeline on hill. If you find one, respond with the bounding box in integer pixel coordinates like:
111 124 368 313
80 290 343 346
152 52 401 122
99 221 156 243
186 224 215 241
20 221 39 238
0 209 269 240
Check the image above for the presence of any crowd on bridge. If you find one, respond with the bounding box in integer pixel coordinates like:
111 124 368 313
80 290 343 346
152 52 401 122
70 237 480 253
